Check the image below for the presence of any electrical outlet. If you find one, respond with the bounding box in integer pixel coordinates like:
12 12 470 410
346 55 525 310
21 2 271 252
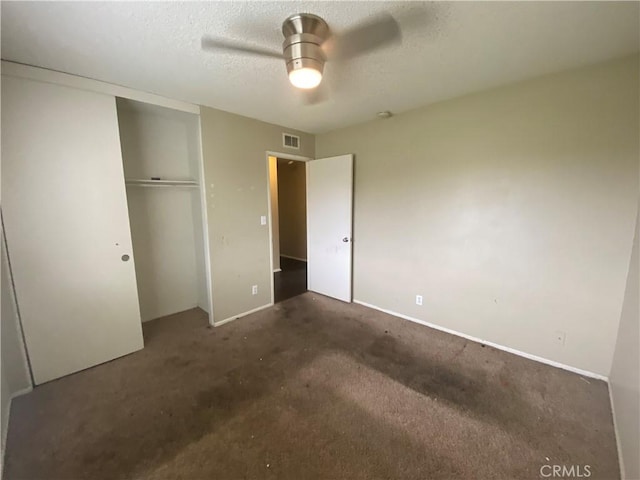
252 285 258 295
416 295 423 306
260 215 267 225
554 330 566 346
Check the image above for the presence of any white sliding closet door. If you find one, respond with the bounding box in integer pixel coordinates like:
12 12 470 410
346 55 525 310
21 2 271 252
1 76 144 384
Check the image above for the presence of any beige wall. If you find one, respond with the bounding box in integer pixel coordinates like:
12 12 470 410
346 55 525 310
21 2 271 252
200 107 314 323
277 159 307 260
610 203 639 480
316 55 639 376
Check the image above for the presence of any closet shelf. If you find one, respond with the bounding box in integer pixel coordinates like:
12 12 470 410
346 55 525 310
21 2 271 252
125 179 199 188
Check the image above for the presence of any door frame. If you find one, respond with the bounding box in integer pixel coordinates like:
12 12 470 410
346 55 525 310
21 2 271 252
196 115 215 326
265 151 313 305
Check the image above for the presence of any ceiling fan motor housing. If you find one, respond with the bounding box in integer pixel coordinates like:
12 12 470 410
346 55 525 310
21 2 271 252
282 14 330 77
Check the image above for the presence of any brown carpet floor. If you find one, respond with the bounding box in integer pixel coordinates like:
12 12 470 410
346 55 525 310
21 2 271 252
4 293 619 480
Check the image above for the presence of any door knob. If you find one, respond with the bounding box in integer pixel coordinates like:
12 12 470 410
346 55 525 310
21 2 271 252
342 237 350 243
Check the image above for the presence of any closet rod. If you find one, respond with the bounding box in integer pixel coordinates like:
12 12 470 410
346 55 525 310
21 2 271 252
125 179 199 188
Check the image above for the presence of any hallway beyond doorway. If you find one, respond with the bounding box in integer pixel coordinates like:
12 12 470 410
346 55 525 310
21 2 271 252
274 257 307 303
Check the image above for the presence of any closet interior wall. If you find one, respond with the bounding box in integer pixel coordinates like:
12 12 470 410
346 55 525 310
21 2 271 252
116 98 209 322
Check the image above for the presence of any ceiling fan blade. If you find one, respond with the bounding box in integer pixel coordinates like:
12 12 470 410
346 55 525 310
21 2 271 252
323 12 401 61
201 36 283 59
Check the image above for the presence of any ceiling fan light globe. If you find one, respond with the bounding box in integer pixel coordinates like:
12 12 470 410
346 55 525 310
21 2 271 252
289 67 322 89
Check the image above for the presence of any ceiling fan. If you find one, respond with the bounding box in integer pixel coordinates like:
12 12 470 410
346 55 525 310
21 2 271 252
201 12 402 99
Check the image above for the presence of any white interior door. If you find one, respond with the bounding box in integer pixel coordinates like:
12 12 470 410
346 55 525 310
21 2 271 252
1 75 144 385
307 154 354 302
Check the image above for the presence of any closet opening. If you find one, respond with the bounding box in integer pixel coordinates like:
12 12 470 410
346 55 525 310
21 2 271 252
268 155 308 303
116 98 211 326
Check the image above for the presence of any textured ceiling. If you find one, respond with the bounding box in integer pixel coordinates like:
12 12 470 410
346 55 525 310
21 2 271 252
2 1 639 134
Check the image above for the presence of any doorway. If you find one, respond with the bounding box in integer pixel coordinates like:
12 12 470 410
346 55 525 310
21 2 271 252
267 152 354 305
269 155 308 303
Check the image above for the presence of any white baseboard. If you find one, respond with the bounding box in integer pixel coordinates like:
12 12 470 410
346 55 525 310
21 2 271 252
1 426 4 480
1 401 7 479
214 303 273 327
1 386 32 477
608 384 626 479
353 300 608 382
11 387 32 400
273 268 282 273
280 254 307 262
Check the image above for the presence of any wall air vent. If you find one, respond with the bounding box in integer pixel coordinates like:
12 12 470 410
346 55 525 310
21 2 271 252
283 133 300 149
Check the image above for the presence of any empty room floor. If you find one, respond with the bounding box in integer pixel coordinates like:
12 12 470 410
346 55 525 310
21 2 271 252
3 293 619 479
